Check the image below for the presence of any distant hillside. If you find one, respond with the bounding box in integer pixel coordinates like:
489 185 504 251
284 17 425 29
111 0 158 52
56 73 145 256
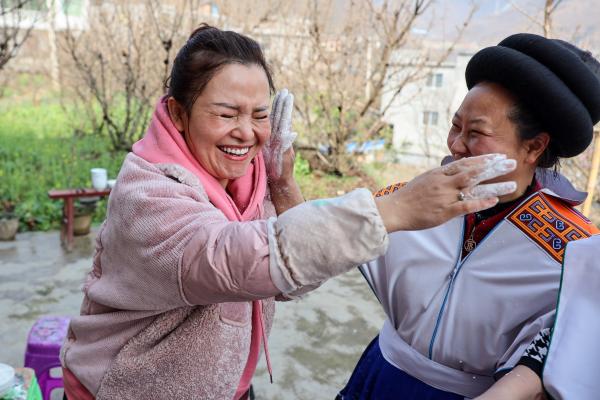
418 0 600 53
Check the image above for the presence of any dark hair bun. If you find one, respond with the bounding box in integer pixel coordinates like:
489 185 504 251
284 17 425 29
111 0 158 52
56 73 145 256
167 24 274 112
465 33 600 158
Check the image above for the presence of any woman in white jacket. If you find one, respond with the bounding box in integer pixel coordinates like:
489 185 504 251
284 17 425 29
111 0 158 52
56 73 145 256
339 33 600 400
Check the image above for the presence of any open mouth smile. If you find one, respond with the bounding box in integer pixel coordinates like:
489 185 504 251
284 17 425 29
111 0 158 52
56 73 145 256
218 146 251 158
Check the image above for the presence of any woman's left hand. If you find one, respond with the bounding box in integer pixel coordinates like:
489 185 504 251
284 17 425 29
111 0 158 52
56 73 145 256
278 146 296 184
264 89 297 183
265 89 304 214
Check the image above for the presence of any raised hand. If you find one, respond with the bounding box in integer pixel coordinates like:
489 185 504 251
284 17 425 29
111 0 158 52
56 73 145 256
264 89 297 182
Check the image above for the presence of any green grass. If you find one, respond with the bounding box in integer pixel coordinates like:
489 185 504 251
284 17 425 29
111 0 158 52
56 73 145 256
0 100 126 231
0 101 71 139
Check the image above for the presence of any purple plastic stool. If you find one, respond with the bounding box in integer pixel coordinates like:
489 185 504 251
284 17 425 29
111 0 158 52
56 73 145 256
24 316 70 400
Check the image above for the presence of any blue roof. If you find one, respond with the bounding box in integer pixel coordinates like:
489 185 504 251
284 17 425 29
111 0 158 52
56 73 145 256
346 139 386 153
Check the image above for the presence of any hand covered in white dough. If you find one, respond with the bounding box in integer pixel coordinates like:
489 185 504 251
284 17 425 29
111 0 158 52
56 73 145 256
264 89 297 181
375 153 518 232
442 154 518 200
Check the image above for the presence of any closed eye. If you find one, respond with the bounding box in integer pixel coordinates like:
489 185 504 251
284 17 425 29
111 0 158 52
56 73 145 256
220 114 236 119
254 115 269 120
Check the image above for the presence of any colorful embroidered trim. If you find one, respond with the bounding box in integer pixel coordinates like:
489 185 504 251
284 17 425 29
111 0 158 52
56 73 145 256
374 182 406 197
507 193 591 263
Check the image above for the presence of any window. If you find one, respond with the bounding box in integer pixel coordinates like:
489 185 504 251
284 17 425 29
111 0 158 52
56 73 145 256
25 0 47 11
0 0 87 25
422 111 439 126
2 0 47 11
210 3 219 18
426 72 443 88
62 0 85 17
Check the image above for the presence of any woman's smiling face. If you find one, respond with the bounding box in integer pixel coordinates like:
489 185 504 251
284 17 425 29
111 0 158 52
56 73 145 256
447 81 550 201
168 63 271 187
447 82 524 167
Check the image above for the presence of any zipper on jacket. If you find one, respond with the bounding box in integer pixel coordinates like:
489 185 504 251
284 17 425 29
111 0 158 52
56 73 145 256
427 216 506 359
427 270 456 359
428 218 465 359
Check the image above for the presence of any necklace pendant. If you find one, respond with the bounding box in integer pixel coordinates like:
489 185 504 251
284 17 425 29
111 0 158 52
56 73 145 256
464 238 476 252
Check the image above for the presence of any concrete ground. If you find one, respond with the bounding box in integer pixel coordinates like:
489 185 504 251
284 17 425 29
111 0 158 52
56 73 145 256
0 229 385 399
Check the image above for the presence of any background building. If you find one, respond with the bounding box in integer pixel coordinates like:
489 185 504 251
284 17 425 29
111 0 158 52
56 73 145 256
382 49 473 166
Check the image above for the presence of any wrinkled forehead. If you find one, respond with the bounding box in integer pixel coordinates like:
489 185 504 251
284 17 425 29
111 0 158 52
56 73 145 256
201 63 271 106
455 81 517 123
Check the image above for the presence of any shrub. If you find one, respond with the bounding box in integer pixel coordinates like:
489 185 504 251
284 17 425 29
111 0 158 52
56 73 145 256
0 101 126 231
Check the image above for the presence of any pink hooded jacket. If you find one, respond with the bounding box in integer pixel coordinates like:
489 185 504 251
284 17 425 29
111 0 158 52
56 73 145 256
60 100 389 399
132 97 273 398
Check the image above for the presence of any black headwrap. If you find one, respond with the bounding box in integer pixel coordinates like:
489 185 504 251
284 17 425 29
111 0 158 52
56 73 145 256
465 33 600 158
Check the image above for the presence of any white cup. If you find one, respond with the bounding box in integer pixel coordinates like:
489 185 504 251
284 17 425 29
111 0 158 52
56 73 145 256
91 168 108 190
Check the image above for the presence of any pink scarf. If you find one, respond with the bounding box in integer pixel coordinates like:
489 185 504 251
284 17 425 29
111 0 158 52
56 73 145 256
132 97 272 399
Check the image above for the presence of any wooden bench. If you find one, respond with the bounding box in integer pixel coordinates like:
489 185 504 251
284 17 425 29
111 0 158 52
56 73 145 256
48 188 111 250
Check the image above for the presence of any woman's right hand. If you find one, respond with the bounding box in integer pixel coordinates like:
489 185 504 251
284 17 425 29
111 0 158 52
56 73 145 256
375 154 518 232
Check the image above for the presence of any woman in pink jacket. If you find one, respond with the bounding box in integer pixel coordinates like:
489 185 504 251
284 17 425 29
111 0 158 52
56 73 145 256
60 25 517 400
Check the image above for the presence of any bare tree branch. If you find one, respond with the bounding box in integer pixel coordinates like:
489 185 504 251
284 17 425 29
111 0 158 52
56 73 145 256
249 0 472 174
509 1 544 30
0 0 36 71
61 1 192 152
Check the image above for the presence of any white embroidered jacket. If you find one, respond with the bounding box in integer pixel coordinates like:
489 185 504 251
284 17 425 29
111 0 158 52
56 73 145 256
361 175 597 398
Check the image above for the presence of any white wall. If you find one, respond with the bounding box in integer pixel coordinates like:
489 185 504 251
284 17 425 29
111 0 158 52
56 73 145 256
383 52 472 167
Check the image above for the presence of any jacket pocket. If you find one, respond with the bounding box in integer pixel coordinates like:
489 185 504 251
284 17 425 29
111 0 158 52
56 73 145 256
219 302 251 327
